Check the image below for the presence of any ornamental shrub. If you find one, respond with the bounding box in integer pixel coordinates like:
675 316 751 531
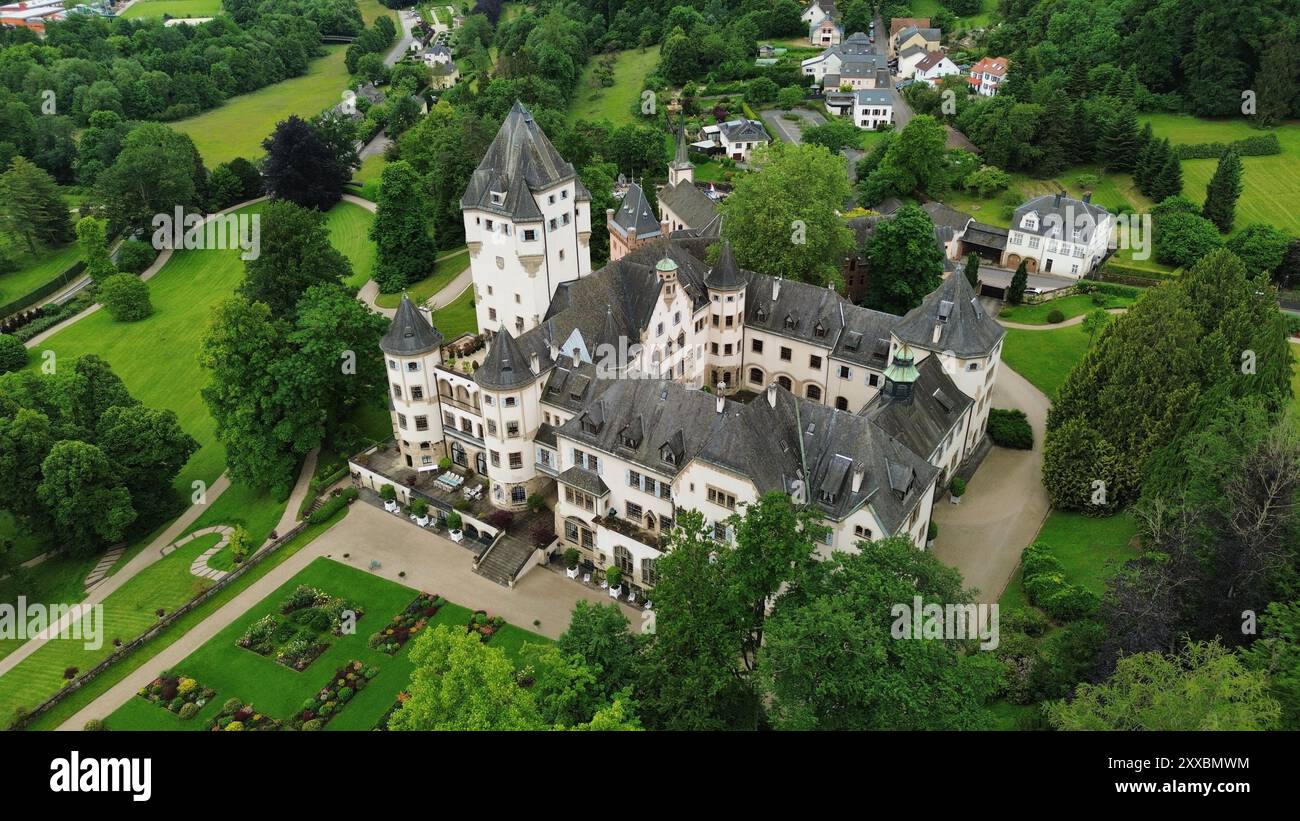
987 408 1034 449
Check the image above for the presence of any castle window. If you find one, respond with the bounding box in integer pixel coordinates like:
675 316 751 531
415 416 428 431
780 347 792 362
509 452 523 469
407 362 420 372
806 385 822 402
512 485 526 503
749 368 763 384
411 386 423 400
752 339 763 353
523 229 536 241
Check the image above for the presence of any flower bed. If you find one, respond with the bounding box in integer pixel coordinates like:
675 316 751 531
467 610 506 643
373 691 409 731
368 593 444 655
137 672 215 721
236 584 365 671
291 660 379 730
209 697 282 731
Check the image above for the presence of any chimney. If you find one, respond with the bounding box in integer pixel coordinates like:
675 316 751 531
1053 192 1062 207
932 323 942 345
766 381 778 407
548 339 560 361
772 278 781 300
851 461 865 493
571 350 581 368
716 381 727 413
530 353 540 374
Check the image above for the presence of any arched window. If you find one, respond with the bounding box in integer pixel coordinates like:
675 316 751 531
806 384 822 402
645 511 657 530
777 375 792 391
749 367 763 384
614 545 634 575
835 396 849 411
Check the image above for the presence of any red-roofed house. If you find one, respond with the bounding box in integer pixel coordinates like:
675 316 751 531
968 56 1009 97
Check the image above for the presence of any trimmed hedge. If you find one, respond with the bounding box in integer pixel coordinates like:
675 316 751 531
987 408 1033 449
1019 542 1099 622
1173 133 1281 159
307 487 358 525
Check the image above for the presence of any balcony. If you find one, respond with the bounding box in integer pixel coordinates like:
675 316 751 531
595 512 667 552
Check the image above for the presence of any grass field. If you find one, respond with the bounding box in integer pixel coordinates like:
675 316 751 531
358 0 397 25
999 510 1140 614
169 46 351 168
103 557 549 730
429 286 477 338
1000 324 1092 399
567 46 662 125
374 248 469 308
0 241 80 308
1291 342 1300 420
28 200 376 495
322 200 377 289
16 507 349 730
351 153 388 203
119 0 222 18
908 0 999 29
997 292 1136 325
1141 114 1300 236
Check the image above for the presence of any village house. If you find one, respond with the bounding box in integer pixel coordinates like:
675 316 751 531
655 122 721 237
999 193 1113 277
968 56 1009 96
350 102 1006 596
810 16 843 46
800 0 836 25
912 52 962 86
852 88 894 129
699 118 771 163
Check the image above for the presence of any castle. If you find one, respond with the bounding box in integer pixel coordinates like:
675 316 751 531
351 102 1005 593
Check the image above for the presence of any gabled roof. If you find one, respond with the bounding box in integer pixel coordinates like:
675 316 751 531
865 356 972 459
896 25 941 42
914 52 954 73
893 269 1005 357
474 328 536 390
380 295 443 356
659 180 719 232
610 182 662 239
970 56 1009 77
460 101 577 218
1012 194 1111 240
718 118 769 143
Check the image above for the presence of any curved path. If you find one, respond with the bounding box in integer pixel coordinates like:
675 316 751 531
997 306 1128 331
158 525 235 581
23 197 271 349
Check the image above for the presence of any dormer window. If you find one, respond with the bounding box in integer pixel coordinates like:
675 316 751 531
1020 211 1038 231
661 447 676 465
813 322 826 338
756 307 767 322
490 191 505 206
819 490 836 504
784 314 795 330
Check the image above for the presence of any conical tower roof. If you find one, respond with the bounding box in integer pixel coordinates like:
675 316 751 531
380 295 443 356
705 241 745 290
474 328 536 390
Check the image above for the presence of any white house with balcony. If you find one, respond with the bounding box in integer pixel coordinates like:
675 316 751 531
1001 193 1113 277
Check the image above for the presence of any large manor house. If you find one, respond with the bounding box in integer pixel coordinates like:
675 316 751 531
350 103 1007 592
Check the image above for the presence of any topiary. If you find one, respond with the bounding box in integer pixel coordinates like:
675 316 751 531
1045 308 1065 324
606 566 623 588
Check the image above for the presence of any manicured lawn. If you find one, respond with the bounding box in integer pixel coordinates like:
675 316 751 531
997 292 1137 325
0 531 223 725
429 286 477 339
1000 511 1140 616
1290 342 1300 420
351 153 388 203
0 241 80 308
322 200 377 289
29 200 375 494
103 557 550 730
119 0 222 18
170 46 351 168
21 507 351 730
567 46 662 125
1000 324 1092 399
358 0 397 25
374 248 469 308
1141 114 1300 235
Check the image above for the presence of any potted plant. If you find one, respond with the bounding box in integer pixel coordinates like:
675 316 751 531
445 511 463 542
564 548 580 569
438 457 452 471
411 498 429 527
606 566 623 597
949 477 966 505
927 521 938 549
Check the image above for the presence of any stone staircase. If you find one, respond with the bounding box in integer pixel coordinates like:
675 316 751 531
472 534 537 588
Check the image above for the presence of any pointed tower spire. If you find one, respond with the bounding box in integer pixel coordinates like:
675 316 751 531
474 328 536 390
668 117 694 187
705 241 745 290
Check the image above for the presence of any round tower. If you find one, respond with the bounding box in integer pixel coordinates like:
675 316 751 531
380 295 446 471
702 242 746 392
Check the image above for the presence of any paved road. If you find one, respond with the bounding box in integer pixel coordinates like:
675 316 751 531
930 364 1051 603
384 9 420 68
60 499 639 729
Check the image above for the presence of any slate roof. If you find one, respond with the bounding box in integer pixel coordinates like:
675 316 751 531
474 328 537 390
460 101 577 219
897 25 941 42
670 118 691 170
855 89 893 106
381 295 444 356
963 222 1008 250
558 465 609 496
865 356 972 460
658 180 719 233
555 378 936 529
914 52 953 73
898 43 929 60
704 241 745 290
610 182 662 239
893 268 1005 357
718 118 769 144
1013 194 1111 241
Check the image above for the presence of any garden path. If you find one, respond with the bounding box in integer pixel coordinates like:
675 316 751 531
997 307 1128 331
59 500 637 729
